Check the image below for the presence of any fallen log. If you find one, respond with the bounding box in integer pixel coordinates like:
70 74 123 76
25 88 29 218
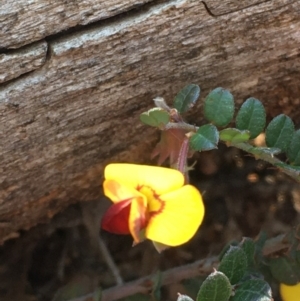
0 0 300 243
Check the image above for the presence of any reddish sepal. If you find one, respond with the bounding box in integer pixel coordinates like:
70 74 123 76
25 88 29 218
101 199 132 234
152 129 189 165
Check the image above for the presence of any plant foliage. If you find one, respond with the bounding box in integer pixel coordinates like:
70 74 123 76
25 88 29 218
140 84 300 182
137 84 300 301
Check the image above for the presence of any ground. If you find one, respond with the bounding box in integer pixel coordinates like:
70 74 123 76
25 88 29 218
0 144 299 301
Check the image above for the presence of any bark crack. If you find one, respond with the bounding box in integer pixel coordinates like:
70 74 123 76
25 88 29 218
202 0 272 17
201 1 216 17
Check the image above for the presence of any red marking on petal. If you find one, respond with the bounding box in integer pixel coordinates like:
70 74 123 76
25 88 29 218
129 197 149 243
136 185 160 200
136 185 164 218
134 202 148 230
101 199 132 234
149 199 165 218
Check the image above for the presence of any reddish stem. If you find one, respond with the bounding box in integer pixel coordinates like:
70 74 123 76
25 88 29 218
177 137 190 183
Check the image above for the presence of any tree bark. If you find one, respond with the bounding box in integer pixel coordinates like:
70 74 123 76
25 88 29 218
0 0 300 244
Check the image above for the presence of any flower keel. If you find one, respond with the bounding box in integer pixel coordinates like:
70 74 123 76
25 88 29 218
101 199 131 234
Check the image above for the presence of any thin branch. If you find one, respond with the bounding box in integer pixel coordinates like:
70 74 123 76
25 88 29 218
164 122 196 132
98 237 124 286
73 256 218 301
164 122 300 183
103 238 287 300
70 232 291 301
231 142 300 182
153 97 171 112
101 256 218 301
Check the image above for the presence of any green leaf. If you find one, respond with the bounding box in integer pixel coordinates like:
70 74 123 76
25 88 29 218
196 271 231 301
140 108 170 128
219 241 239 262
239 237 255 267
265 114 294 152
287 129 300 165
204 87 234 127
239 271 264 283
236 98 266 139
189 124 219 151
219 128 250 143
269 256 300 285
177 294 194 301
231 279 272 301
173 84 200 114
250 147 282 156
218 246 247 284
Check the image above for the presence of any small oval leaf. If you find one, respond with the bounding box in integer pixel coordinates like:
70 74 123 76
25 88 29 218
239 237 255 267
140 108 170 128
219 128 250 143
196 271 231 301
287 129 300 165
265 114 294 152
269 256 300 285
236 98 266 139
189 124 219 151
173 84 200 114
204 88 234 127
231 279 272 301
218 246 248 284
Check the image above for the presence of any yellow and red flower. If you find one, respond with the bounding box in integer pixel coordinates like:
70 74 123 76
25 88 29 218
101 164 204 250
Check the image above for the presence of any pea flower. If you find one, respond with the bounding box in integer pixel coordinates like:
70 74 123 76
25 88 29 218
101 164 204 250
280 282 300 301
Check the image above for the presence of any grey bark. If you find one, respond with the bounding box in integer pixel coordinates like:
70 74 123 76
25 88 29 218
0 0 299 244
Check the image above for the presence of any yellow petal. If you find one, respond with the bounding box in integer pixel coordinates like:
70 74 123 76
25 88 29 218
280 282 300 301
103 179 142 203
145 185 204 246
129 196 148 244
105 164 184 195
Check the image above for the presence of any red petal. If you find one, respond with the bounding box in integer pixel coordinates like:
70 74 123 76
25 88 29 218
101 199 132 234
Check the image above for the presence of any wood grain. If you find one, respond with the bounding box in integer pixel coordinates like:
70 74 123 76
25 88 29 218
0 0 153 49
0 0 300 243
0 41 47 83
204 0 265 15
